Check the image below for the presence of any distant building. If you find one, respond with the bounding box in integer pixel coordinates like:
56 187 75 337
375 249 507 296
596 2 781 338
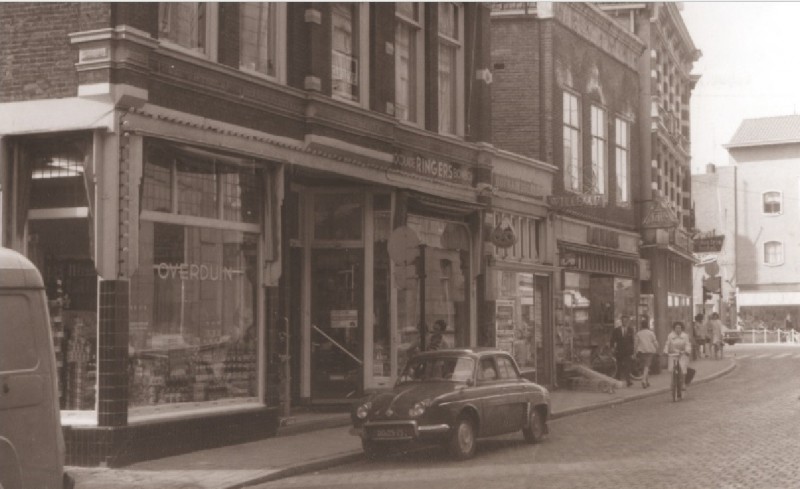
721 115 800 330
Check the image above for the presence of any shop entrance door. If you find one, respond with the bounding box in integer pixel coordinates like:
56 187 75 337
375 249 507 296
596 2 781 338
310 248 364 401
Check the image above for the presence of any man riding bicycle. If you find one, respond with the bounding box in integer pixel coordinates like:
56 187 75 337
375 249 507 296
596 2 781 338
663 321 692 392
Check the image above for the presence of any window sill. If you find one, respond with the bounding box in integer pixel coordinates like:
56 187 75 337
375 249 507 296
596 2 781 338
128 397 263 425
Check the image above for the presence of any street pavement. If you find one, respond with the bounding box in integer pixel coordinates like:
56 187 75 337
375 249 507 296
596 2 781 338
69 351 740 489
253 344 800 489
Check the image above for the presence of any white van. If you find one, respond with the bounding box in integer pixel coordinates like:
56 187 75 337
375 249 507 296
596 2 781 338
0 247 72 489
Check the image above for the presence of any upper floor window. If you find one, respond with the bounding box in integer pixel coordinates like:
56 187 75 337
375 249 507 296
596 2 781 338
590 105 607 195
332 3 368 104
763 191 782 215
239 3 286 81
764 241 784 266
562 91 581 192
158 3 218 60
615 118 631 206
437 3 464 136
395 3 424 124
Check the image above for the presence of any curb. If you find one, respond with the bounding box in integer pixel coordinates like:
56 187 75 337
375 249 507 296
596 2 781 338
276 416 351 438
231 451 364 489
550 360 737 419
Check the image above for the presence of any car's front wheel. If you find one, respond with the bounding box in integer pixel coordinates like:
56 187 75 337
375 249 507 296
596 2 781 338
522 406 546 443
448 415 477 460
362 439 390 461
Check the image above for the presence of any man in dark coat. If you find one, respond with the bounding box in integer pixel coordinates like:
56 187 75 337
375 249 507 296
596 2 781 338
610 315 635 386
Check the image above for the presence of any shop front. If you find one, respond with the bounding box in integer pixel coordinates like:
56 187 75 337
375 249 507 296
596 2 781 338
555 219 640 379
285 179 481 404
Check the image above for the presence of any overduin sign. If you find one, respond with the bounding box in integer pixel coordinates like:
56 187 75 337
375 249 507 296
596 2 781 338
546 193 606 209
641 199 679 229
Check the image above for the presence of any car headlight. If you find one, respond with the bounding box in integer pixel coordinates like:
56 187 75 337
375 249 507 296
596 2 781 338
408 399 431 418
356 401 372 419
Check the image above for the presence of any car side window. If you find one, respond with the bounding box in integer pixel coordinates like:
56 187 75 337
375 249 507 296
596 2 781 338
0 294 39 372
495 356 519 380
478 358 498 381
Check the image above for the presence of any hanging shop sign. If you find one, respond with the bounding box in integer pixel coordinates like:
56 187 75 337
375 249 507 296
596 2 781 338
392 153 474 185
641 199 679 229
546 194 605 209
559 253 578 268
490 218 518 249
387 225 421 265
693 235 725 253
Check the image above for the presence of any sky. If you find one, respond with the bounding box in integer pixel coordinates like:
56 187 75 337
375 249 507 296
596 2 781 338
682 2 800 174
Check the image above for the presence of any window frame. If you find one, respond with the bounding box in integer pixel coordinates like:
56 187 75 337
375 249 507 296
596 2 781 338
331 2 370 108
562 90 582 193
395 3 425 126
157 2 219 61
238 2 287 83
762 190 783 216
436 2 465 137
763 240 784 266
590 105 607 195
614 117 631 207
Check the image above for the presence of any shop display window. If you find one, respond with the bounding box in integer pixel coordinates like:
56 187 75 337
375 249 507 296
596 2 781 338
129 222 259 414
396 215 469 374
372 195 392 381
492 271 542 370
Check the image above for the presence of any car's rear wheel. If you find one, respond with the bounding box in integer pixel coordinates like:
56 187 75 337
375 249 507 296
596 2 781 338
362 439 390 461
522 406 546 444
448 415 477 460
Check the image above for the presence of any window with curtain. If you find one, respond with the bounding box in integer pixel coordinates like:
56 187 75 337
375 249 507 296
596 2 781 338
615 118 630 206
437 3 461 135
159 3 215 57
240 3 277 77
562 92 581 192
763 191 782 215
764 241 783 265
395 3 422 123
332 3 359 102
590 105 607 195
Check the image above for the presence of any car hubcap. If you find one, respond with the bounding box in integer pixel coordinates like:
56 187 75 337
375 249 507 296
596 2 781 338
458 422 473 452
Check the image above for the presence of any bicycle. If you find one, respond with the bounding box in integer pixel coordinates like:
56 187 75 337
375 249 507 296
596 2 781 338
668 353 687 402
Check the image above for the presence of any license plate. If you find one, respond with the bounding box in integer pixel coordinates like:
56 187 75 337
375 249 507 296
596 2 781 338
370 426 413 439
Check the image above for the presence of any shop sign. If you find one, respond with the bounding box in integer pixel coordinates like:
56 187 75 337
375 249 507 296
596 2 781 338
493 174 545 198
154 263 241 281
693 235 725 253
641 199 679 229
490 218 518 249
559 253 577 268
331 310 358 329
587 227 619 249
393 153 474 185
546 193 605 209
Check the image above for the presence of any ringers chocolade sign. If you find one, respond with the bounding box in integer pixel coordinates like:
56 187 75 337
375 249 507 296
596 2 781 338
393 153 474 185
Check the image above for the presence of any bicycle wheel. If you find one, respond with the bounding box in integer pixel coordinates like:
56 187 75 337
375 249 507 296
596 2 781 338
671 367 679 402
629 356 644 381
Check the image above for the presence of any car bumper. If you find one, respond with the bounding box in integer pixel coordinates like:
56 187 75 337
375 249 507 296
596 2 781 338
350 420 451 442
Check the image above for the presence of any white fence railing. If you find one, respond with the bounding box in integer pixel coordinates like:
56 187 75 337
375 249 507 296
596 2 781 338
740 329 800 344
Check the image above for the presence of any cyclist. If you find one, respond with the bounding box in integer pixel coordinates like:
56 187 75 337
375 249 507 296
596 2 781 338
663 321 692 390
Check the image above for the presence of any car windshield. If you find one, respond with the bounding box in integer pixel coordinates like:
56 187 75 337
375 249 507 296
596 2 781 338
398 357 475 384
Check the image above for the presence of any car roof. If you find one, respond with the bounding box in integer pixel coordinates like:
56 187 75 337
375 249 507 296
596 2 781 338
411 348 512 359
0 247 44 289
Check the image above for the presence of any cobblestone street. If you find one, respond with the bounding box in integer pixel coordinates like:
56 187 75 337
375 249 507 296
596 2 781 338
257 345 800 489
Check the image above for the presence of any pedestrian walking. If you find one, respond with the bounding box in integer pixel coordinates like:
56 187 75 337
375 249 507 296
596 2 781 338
633 322 658 388
610 315 635 386
708 312 724 359
693 313 709 359
427 319 451 351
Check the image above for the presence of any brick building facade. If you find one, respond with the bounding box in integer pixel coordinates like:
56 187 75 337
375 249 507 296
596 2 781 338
1 2 560 466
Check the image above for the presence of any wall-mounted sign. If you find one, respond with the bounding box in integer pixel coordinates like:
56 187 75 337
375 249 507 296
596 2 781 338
559 253 577 268
546 194 605 209
154 263 241 281
642 199 679 229
393 153 474 185
493 174 544 198
693 235 725 253
490 218 518 249
331 310 358 329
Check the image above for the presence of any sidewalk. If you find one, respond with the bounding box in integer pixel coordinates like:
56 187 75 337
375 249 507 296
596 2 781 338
70 357 735 489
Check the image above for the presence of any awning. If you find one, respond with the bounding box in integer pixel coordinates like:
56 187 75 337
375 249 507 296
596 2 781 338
0 97 115 135
738 291 800 306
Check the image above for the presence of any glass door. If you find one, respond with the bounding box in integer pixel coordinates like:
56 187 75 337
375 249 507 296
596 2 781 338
310 248 364 400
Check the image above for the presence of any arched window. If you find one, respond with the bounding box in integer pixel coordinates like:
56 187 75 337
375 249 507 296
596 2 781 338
764 241 784 266
763 191 782 215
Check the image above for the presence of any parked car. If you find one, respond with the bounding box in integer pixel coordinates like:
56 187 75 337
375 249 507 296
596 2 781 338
350 349 550 460
723 328 742 346
0 247 73 489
